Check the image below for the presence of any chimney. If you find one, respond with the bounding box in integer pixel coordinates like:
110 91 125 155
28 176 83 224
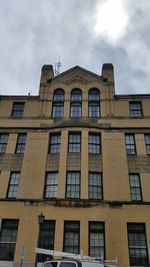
40 65 54 84
101 63 114 84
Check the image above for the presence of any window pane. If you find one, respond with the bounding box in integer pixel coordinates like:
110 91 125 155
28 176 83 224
66 172 80 199
89 133 101 154
16 133 27 153
0 134 8 154
130 102 143 118
12 103 24 118
88 89 100 118
125 134 136 155
7 172 20 199
68 133 81 153
64 222 80 254
49 133 61 153
38 221 55 262
89 173 103 200
145 134 150 155
0 219 19 261
128 223 149 266
89 222 104 258
44 172 58 198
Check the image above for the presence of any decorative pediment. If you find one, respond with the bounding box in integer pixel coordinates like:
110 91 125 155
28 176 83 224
51 66 102 85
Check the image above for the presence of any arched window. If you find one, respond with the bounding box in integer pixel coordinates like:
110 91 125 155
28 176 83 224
88 88 100 117
70 89 82 117
52 89 64 118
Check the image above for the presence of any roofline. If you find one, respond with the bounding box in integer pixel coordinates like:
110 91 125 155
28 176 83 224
52 65 102 81
115 94 150 99
0 95 39 100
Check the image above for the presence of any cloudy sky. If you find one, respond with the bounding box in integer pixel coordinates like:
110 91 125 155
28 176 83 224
0 0 150 95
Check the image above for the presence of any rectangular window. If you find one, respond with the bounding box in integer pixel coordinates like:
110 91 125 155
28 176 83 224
66 172 80 199
44 172 58 199
0 133 8 154
129 173 142 202
125 134 136 155
49 133 61 154
15 133 27 154
64 221 80 254
130 102 143 118
11 102 24 118
68 133 81 153
71 103 82 117
89 222 104 258
89 133 101 154
0 219 19 261
38 220 55 262
89 172 103 200
127 223 149 266
7 172 20 199
144 134 150 155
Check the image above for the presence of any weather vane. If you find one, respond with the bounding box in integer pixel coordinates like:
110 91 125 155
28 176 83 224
54 56 62 76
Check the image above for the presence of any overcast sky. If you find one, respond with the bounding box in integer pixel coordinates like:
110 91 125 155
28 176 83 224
0 0 150 95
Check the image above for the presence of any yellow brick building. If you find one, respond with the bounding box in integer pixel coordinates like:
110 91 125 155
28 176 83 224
0 64 150 267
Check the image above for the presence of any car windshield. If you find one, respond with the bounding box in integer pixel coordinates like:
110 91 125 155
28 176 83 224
43 262 58 267
60 263 76 267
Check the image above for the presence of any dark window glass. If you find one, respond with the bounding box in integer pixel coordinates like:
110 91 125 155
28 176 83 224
89 133 101 154
125 134 136 155
44 172 58 199
70 89 82 117
88 88 100 118
49 133 61 154
128 223 149 266
15 133 27 154
7 172 20 199
66 172 80 199
68 133 81 153
129 174 142 202
89 222 104 258
64 221 80 254
144 134 150 155
52 89 64 118
89 172 103 200
0 133 8 154
0 219 19 261
38 221 55 262
11 102 24 118
130 102 143 118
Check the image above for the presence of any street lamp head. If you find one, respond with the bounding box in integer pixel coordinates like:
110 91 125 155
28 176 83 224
38 211 45 224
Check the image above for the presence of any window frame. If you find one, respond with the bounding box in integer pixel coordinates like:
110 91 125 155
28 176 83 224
38 220 55 262
125 134 136 155
63 221 80 254
48 133 61 154
44 172 58 199
52 89 64 118
66 171 80 199
144 134 150 155
89 222 105 258
89 172 103 200
11 102 24 118
70 89 82 118
129 101 143 118
0 219 19 261
88 88 100 118
127 223 149 266
89 133 101 154
15 133 27 154
68 132 81 153
0 133 8 154
129 173 142 202
6 172 20 199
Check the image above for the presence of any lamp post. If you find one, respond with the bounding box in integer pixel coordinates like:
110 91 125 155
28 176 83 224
34 212 45 267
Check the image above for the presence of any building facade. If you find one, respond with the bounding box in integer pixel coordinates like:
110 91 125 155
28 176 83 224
0 64 150 267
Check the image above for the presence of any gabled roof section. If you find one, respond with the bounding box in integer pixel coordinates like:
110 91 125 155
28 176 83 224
44 65 108 87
